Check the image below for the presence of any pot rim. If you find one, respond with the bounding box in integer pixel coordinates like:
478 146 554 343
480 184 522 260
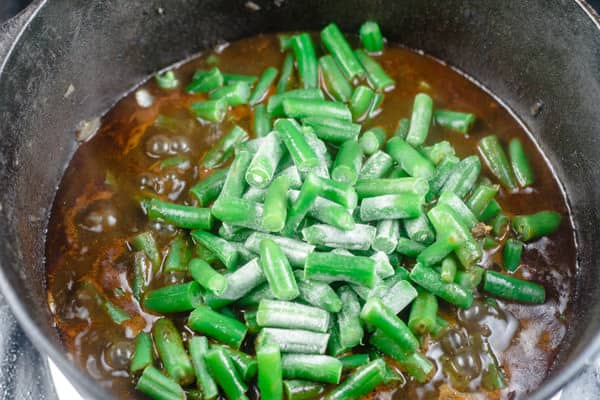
0 1 598 399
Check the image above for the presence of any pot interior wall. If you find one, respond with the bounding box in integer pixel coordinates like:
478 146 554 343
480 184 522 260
0 0 598 398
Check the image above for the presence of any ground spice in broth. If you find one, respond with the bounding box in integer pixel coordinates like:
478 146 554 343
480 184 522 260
45 33 576 399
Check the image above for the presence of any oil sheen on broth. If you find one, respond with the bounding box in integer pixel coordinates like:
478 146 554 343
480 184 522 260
45 34 576 399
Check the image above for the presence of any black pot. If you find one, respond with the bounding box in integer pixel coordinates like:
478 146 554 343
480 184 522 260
0 1 599 398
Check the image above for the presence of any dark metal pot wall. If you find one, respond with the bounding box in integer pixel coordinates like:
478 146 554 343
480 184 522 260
0 1 598 398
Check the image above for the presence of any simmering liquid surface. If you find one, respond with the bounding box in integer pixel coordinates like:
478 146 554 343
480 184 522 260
45 34 576 399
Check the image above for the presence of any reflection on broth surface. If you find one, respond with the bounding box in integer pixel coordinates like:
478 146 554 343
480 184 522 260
45 33 576 399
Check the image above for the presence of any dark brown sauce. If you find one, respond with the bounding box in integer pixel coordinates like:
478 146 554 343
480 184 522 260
45 34 576 399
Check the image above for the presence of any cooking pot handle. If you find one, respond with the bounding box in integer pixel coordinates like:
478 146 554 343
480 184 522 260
0 0 43 66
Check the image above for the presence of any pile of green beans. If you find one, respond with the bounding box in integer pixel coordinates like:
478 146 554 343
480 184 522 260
129 21 563 400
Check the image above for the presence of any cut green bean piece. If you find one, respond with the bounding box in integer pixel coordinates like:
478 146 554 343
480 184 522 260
433 109 476 134
437 191 479 230
209 82 251 106
313 175 358 209
380 279 418 315
304 251 377 287
243 309 260 334
191 230 239 270
245 232 315 267
427 204 482 268
276 53 295 94
155 71 179 89
132 231 161 267
189 258 228 295
355 177 429 199
478 135 517 190
360 297 419 353
327 316 349 357
420 140 456 165
321 23 366 80
325 359 386 400
409 263 474 308
332 140 362 185
480 199 502 222
130 332 154 374
427 155 460 199
350 86 376 121
416 238 461 268
283 380 324 400
267 89 324 117
394 118 410 139
276 164 303 189
483 270 545 304
466 183 499 219
373 219 400 254
386 137 435 179
288 190 355 231
301 117 361 143
354 49 395 91
405 93 433 147
491 213 510 237
360 193 422 222
236 282 275 308
454 266 484 290
337 285 364 348
143 281 203 313
408 289 438 335
441 155 481 198
291 33 318 89
145 198 213 230
190 99 228 123
319 55 353 102
404 213 435 245
503 238 524 272
359 127 387 155
371 251 395 278
294 271 342 313
283 98 352 121
212 197 265 231
257 328 330 354
512 211 561 241
301 126 332 179
260 239 299 301
164 235 191 273
188 305 247 348
369 330 434 383
202 125 249 169
132 252 152 303
190 168 229 206
219 347 258 382
302 224 376 251
222 73 258 85
359 21 384 53
282 174 321 236
339 354 370 371
395 237 426 257
509 138 535 187
249 67 278 106
275 119 319 173
440 256 458 283
431 315 450 338
246 131 284 188
262 176 289 232
253 104 271 138
152 319 194 385
281 354 343 384
359 151 393 180
257 342 283 400
187 67 223 93
189 336 219 400
135 365 186 400
204 348 249 400
257 299 330 333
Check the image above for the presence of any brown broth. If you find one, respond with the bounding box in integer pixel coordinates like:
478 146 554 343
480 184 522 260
45 34 576 399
